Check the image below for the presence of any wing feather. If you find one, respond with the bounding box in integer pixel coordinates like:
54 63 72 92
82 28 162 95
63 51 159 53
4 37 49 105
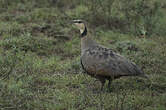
81 46 144 77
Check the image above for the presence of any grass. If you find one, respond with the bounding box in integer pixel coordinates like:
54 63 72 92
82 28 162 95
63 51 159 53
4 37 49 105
0 0 166 110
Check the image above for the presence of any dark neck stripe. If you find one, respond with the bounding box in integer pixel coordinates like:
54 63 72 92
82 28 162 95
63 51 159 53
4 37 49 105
81 27 87 37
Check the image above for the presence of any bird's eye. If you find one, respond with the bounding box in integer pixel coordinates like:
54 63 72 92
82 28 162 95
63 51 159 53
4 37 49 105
78 21 82 23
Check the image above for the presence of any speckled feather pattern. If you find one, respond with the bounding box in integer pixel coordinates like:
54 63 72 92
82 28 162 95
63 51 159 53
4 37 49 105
81 41 145 79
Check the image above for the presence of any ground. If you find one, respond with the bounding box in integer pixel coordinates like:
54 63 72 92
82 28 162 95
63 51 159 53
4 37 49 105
0 1 166 110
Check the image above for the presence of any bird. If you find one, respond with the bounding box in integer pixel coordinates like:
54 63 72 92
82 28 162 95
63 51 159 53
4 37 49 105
72 19 149 91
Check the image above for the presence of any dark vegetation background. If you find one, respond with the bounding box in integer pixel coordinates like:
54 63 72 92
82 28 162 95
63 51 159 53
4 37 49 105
0 0 166 109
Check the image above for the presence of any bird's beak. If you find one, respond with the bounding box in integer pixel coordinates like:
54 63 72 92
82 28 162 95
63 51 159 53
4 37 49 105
72 20 81 24
71 21 77 28
71 20 76 24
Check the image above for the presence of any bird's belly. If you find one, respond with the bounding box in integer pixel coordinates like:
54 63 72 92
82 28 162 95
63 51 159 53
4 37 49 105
84 61 118 77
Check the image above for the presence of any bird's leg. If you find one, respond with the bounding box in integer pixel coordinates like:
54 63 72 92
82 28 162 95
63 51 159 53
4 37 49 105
108 78 112 92
99 78 106 91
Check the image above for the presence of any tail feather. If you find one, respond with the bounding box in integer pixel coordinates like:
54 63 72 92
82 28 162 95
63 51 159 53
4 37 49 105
139 74 149 79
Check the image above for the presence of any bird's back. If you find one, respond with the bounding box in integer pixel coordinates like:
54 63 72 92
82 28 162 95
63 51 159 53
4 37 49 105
81 45 145 78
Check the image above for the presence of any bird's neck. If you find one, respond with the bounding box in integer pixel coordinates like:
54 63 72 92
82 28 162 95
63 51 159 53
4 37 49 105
80 27 87 37
81 29 97 55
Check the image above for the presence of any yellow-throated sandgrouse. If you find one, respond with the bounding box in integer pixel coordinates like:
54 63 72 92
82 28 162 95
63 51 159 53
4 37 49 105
72 20 148 91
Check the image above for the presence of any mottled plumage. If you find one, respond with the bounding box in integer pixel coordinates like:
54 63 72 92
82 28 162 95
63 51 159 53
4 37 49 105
73 20 148 91
81 46 144 77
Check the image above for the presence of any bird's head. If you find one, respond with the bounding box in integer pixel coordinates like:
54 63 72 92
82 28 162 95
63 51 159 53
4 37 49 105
72 19 87 37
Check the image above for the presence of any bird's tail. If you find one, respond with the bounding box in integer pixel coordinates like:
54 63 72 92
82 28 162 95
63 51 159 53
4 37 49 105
139 74 149 79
